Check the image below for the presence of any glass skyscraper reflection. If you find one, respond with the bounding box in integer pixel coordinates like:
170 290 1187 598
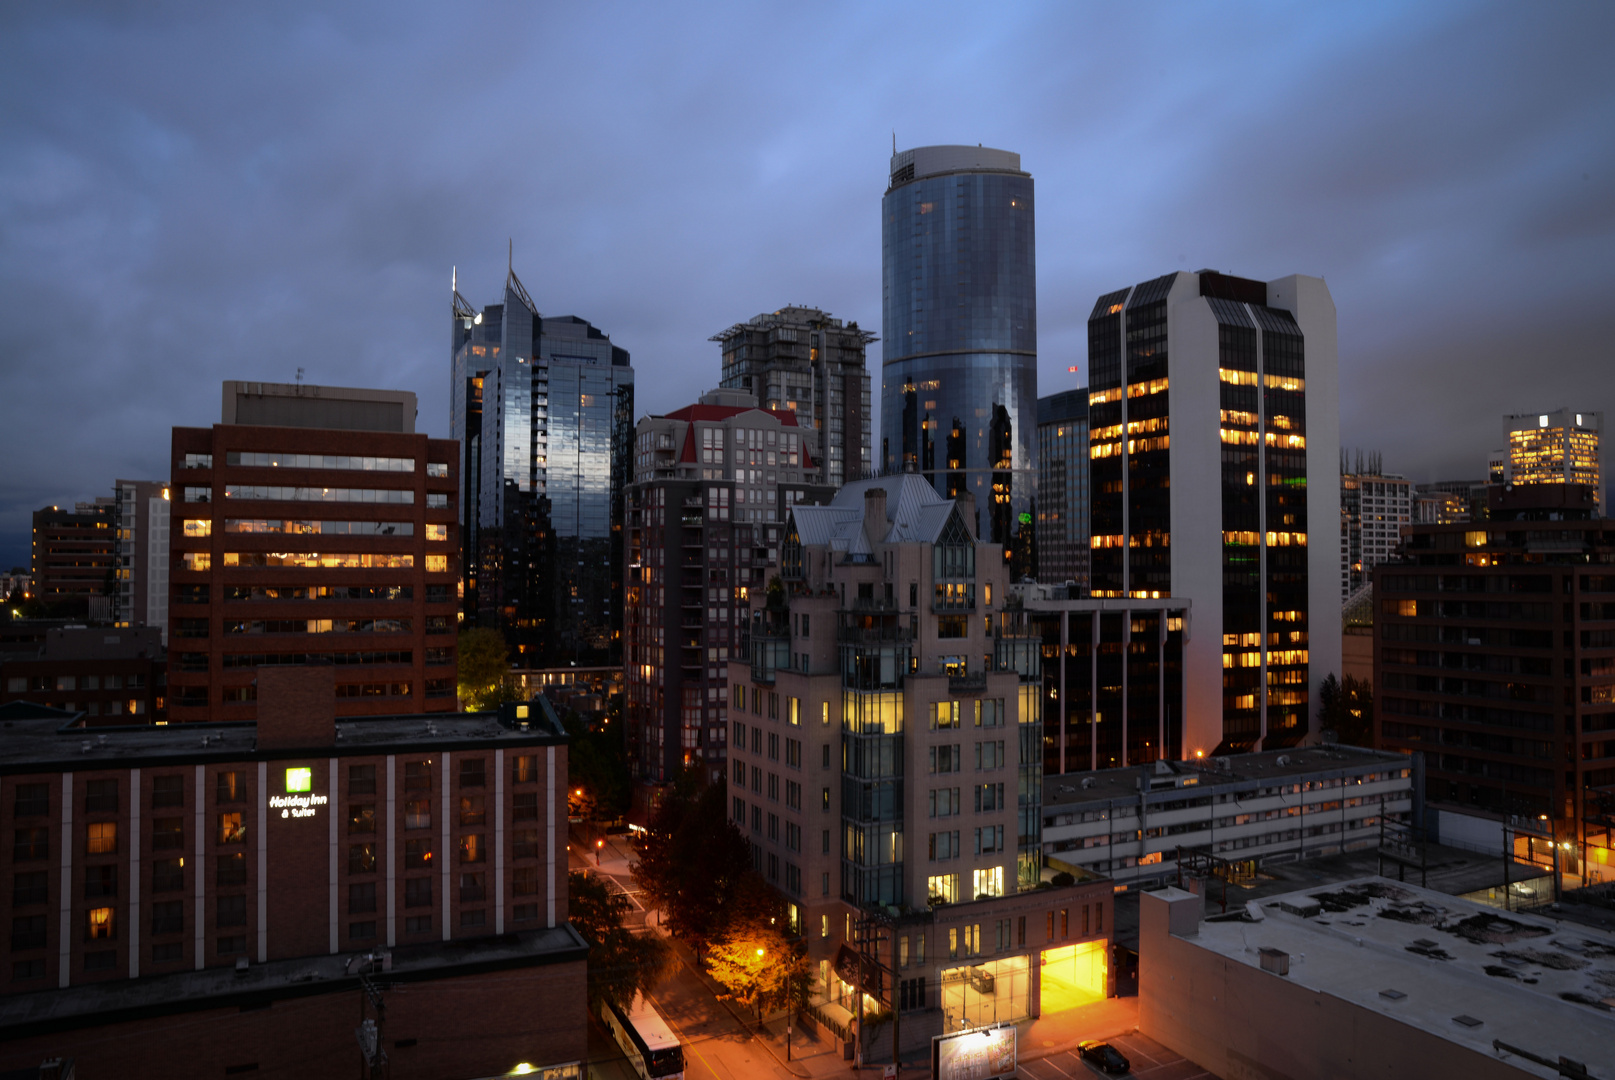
880 145 1037 575
452 268 633 665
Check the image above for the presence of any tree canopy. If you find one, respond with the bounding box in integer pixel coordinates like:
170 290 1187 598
1317 672 1374 747
456 626 511 710
568 870 672 1009
706 918 810 1017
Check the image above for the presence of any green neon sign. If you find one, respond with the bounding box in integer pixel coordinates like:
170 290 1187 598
285 767 312 793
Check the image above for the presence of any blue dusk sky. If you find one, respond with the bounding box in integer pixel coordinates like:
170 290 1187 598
1 1 1611 568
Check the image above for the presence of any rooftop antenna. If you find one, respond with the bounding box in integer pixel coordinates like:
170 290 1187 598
892 131 896 154
508 238 513 276
295 367 305 391
452 265 457 294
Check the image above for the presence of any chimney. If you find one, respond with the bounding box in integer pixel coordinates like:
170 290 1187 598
864 485 888 539
955 490 978 538
256 665 337 750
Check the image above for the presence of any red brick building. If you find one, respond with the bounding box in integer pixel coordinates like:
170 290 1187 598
0 671 584 1079
0 626 166 723
168 381 459 721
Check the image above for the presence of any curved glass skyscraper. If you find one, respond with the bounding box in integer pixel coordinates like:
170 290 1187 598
881 145 1036 572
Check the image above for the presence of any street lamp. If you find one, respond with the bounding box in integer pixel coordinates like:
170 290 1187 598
595 838 604 866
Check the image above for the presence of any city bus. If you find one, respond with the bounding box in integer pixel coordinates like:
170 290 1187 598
600 993 684 1080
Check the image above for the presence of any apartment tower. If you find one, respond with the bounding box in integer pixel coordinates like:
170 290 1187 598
1504 408 1603 516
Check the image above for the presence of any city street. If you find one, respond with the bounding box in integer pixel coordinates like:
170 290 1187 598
571 832 1220 1080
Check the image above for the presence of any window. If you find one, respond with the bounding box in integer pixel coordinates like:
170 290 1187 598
425 554 449 573
513 867 539 897
514 829 540 859
975 741 1006 770
427 462 449 478
349 843 377 874
14 784 48 817
425 523 448 541
348 764 376 795
87 822 118 855
347 805 375 835
927 874 959 905
459 795 486 826
928 831 961 860
405 799 431 830
87 907 115 941
216 772 243 804
11 914 47 951
405 839 433 869
929 745 962 774
151 901 183 936
217 852 247 887
973 783 1005 812
86 779 119 814
459 872 485 903
153 859 184 892
151 942 182 963
928 788 961 818
974 825 1005 855
426 493 448 509
459 834 486 864
404 877 433 909
404 761 432 791
13 828 48 862
218 894 247 927
152 775 184 808
971 866 1004 900
349 882 377 914
13 871 47 906
459 758 486 788
937 616 968 639
218 812 246 845
512 755 536 783
85 864 117 899
350 920 378 940
513 792 537 821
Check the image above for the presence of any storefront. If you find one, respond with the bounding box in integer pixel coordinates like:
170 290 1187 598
1038 941 1107 1013
939 956 1031 1032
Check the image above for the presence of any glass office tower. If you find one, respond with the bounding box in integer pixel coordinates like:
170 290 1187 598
452 269 634 666
881 145 1037 576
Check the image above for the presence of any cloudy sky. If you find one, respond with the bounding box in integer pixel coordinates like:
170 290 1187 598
2 1 1611 568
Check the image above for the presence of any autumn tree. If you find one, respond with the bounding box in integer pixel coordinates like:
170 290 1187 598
456 626 511 710
707 919 811 1020
569 870 672 1009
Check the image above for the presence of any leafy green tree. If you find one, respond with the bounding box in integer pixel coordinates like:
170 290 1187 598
563 708 631 819
456 626 511 710
631 774 756 957
569 870 672 1008
1317 672 1375 748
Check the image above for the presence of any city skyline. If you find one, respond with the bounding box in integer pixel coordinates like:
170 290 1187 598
2 3 1613 569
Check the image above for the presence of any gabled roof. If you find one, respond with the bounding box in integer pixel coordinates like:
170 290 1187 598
661 404 801 426
788 474 968 553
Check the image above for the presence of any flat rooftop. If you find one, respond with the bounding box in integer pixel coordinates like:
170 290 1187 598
0 702 564 772
0 923 586 1039
1045 745 1407 810
1181 877 1615 1076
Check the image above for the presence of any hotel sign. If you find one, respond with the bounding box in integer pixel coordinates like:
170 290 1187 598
272 767 327 818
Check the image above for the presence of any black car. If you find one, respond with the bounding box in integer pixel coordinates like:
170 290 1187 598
1077 1040 1130 1074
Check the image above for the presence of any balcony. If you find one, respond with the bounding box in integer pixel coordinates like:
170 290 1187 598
844 595 897 614
949 671 989 694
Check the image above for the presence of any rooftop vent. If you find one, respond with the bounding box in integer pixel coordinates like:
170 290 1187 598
234 956 250 975
1259 948 1290 976
1379 989 1407 1001
1279 898 1323 918
1451 1015 1483 1029
1081 777 1095 789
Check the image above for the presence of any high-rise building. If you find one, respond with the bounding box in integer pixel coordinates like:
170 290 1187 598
732 476 1109 1034
1034 389 1088 590
1085 271 1340 755
113 478 171 640
1339 462 1411 600
31 499 116 617
452 267 634 665
712 306 874 488
1376 482 1612 859
1504 407 1603 515
880 145 1037 574
167 381 459 722
624 390 831 792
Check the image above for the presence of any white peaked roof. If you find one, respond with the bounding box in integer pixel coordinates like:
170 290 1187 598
788 474 963 554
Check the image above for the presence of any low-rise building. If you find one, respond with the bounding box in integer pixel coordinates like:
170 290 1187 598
1041 746 1416 890
1140 878 1615 1079
0 670 584 1079
0 626 166 723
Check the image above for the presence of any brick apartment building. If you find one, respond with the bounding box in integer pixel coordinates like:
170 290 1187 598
168 381 459 721
30 501 116 617
0 669 584 1079
1375 483 1615 875
0 626 166 724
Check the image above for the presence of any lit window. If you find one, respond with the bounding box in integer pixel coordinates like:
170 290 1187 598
86 822 117 855
87 907 115 941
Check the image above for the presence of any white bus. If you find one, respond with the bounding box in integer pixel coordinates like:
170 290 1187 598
599 993 684 1080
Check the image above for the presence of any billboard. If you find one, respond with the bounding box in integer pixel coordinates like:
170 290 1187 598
932 1024 1016 1080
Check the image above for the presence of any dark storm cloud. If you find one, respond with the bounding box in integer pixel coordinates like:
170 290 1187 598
1 1 1612 567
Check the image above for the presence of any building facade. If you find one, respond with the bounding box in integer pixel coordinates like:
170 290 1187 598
729 476 1110 1046
880 145 1037 574
113 479 171 640
0 680 584 1080
31 500 116 618
713 306 874 488
1340 466 1411 600
168 381 459 722
1035 389 1089 590
1504 407 1603 516
0 626 166 723
1040 746 1414 890
1085 271 1340 757
624 391 831 788
1375 483 1614 861
452 268 635 665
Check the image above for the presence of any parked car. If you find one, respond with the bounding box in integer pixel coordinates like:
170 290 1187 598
1077 1040 1130 1074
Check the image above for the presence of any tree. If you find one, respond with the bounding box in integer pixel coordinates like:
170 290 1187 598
456 627 510 710
563 709 631 819
569 870 672 1009
631 774 757 957
707 918 811 1020
1317 672 1375 748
